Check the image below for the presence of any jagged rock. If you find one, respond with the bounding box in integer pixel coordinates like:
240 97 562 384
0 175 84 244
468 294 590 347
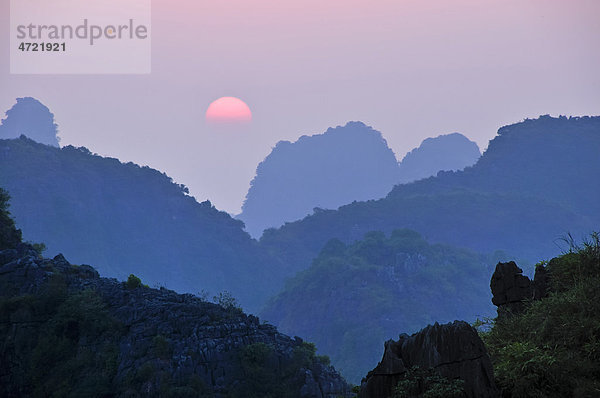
0 251 351 397
490 261 533 314
360 321 499 398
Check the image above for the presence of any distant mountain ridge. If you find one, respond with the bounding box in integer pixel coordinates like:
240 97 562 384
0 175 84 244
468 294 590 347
239 121 480 237
397 132 480 183
258 115 599 275
0 136 283 312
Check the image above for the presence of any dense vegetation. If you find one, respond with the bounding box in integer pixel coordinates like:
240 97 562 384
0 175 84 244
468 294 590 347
483 234 600 397
0 195 346 397
0 137 284 312
393 367 466 398
0 280 333 397
0 188 21 250
261 229 504 383
259 116 599 276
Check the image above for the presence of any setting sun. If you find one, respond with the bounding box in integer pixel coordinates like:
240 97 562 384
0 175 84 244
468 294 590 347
205 97 252 124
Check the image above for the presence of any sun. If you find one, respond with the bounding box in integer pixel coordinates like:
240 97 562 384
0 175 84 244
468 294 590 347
205 97 252 124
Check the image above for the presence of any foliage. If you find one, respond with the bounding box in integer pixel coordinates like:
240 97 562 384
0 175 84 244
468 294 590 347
0 280 122 397
153 334 172 360
212 290 242 312
483 234 600 397
393 366 466 398
30 242 47 255
259 115 599 278
126 273 142 289
232 340 329 398
0 136 283 312
261 229 497 383
0 187 22 250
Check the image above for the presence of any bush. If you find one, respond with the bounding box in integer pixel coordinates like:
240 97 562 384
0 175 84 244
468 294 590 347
393 366 465 398
212 291 241 312
0 188 22 250
125 274 142 289
483 234 600 397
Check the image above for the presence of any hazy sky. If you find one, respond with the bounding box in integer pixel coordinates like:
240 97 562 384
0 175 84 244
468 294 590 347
1 0 599 213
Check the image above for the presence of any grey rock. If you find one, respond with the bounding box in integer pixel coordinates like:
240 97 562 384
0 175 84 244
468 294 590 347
490 261 533 315
0 251 351 397
360 321 499 398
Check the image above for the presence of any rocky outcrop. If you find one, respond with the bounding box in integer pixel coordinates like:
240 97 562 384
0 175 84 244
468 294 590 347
0 244 350 397
490 261 550 316
360 321 499 398
490 261 533 314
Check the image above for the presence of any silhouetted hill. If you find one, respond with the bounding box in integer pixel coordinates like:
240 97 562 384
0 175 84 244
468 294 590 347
0 137 283 312
261 229 502 383
239 122 480 237
258 116 599 275
397 132 480 183
0 97 60 147
239 122 400 237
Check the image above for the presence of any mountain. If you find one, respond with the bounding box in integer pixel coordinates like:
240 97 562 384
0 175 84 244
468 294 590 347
0 242 350 396
238 122 400 237
0 97 60 147
238 122 481 238
258 116 599 275
0 137 283 312
260 229 502 383
397 132 480 183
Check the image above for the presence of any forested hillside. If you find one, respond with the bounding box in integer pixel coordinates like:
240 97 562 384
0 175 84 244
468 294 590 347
0 137 283 312
261 229 503 383
259 116 599 276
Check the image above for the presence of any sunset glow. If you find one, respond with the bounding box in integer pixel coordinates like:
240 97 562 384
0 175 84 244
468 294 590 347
206 97 252 124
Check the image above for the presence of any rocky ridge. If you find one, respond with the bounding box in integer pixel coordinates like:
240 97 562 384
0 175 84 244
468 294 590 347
360 320 499 398
0 243 350 397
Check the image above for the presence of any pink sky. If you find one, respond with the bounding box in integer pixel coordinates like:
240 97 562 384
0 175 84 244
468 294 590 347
1 0 599 213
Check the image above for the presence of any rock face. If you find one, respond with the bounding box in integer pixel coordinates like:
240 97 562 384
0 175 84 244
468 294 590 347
490 261 550 316
360 321 499 398
490 261 533 314
0 244 350 397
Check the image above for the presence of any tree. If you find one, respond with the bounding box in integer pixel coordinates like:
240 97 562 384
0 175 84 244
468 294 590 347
0 188 22 250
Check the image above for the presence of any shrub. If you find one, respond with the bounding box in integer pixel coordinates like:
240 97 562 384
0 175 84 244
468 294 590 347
126 274 142 289
393 366 465 398
483 234 600 397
